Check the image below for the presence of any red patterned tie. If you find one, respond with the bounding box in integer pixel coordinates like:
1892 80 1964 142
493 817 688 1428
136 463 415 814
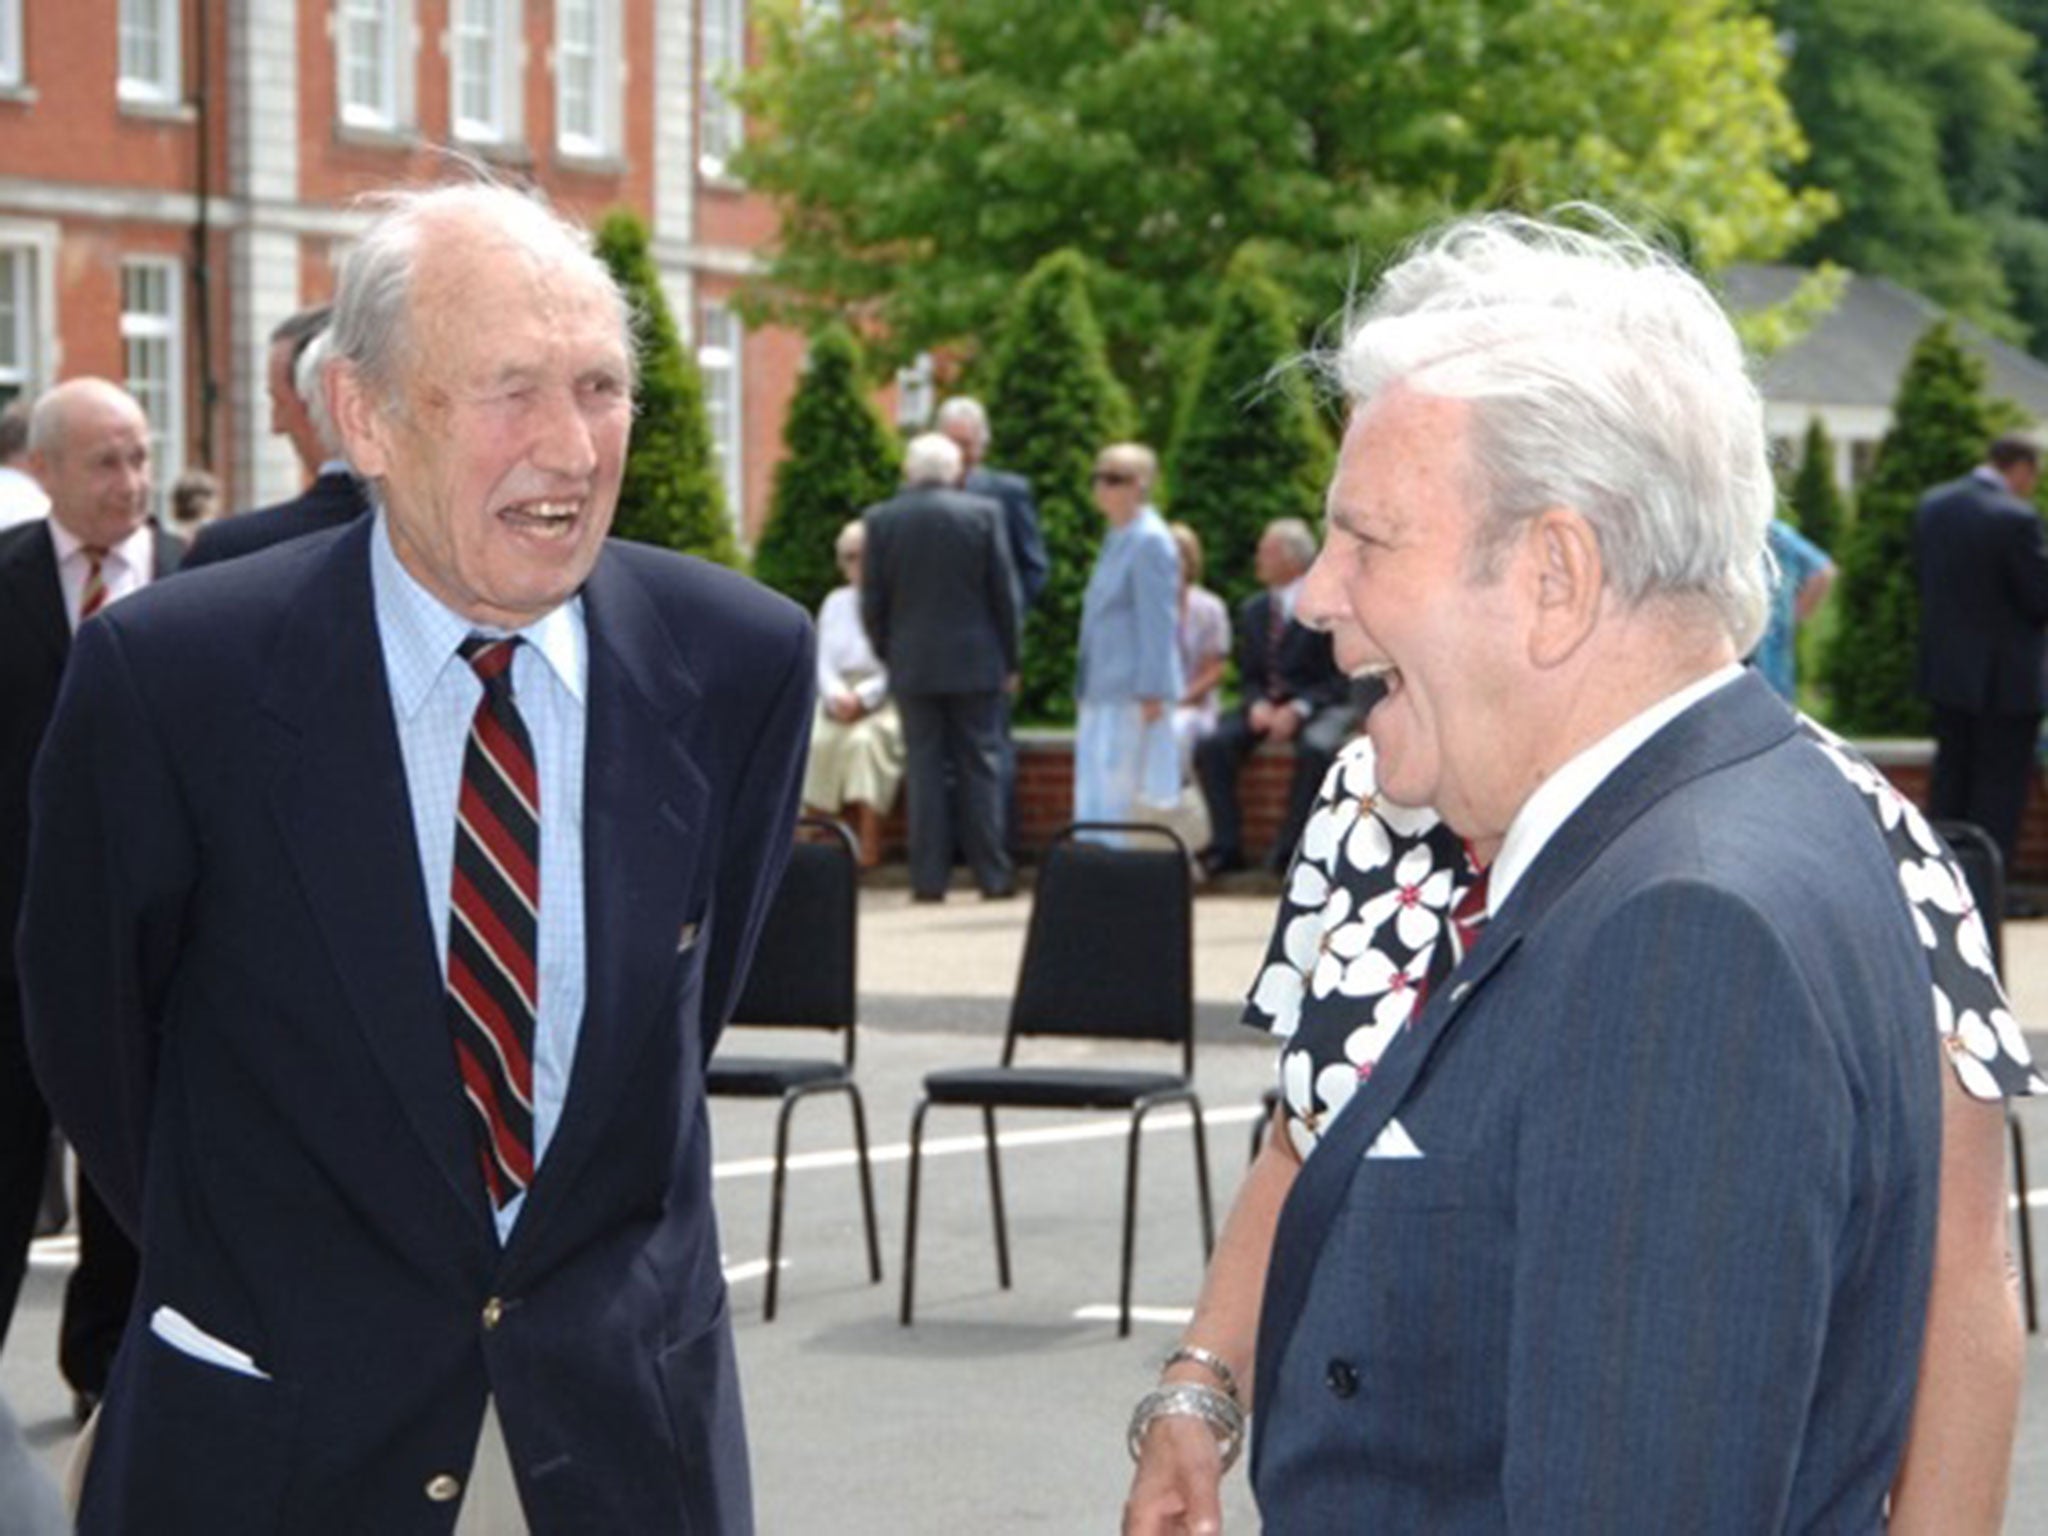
77 549 109 623
447 636 539 1210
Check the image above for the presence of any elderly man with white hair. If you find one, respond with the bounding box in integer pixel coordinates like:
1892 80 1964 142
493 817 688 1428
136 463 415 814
1124 211 1947 1534
861 431 1019 901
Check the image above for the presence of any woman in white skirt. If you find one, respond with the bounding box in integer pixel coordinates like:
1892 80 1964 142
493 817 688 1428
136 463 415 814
803 520 905 864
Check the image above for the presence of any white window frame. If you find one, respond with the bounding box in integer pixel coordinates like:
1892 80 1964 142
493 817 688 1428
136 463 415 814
121 257 184 519
0 0 24 90
449 0 521 145
894 351 935 431
554 0 619 159
698 0 745 179
336 0 412 133
118 0 181 105
697 303 744 533
0 221 59 411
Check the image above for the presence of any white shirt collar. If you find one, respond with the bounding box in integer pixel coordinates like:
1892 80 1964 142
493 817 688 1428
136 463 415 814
369 510 586 719
1486 663 1744 916
47 514 154 575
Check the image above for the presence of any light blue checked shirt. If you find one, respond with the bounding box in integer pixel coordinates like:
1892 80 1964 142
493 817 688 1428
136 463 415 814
370 514 588 1242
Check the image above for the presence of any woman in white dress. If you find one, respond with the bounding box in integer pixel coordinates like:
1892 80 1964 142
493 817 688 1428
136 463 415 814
802 520 905 865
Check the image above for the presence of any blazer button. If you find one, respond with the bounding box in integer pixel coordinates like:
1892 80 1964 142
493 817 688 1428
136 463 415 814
425 1473 463 1503
482 1296 504 1331
1324 1359 1359 1399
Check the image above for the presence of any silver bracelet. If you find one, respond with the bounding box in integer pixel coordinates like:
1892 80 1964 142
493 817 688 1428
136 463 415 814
1127 1380 1246 1473
1162 1344 1241 1404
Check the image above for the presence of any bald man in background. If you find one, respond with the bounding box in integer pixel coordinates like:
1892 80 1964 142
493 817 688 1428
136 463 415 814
0 379 177 1420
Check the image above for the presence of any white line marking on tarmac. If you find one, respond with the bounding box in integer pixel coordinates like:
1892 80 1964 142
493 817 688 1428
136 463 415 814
710 1103 1265 1182
1072 1303 1195 1327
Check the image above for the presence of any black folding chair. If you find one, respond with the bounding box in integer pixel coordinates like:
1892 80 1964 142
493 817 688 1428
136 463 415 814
1931 817 2038 1334
709 817 881 1320
899 823 1215 1337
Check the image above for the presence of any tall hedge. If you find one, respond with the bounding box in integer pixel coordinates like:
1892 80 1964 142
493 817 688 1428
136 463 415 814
752 324 901 618
985 250 1134 721
593 209 739 566
1166 249 1333 613
1788 416 1845 554
1822 322 1991 734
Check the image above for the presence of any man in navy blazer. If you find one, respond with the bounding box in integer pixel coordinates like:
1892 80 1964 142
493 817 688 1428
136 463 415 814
1130 214 1942 1532
1913 435 2048 889
19 182 810 1532
184 323 371 569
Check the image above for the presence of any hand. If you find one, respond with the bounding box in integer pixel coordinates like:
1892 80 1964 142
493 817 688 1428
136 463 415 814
826 691 864 723
1005 672 1020 696
1124 1416 1226 1535
1265 705 1302 744
1245 700 1275 736
1140 698 1165 725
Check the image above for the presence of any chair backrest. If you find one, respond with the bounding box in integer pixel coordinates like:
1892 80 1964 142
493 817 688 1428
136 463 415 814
1930 818 2005 979
1005 822 1194 1074
729 817 860 1049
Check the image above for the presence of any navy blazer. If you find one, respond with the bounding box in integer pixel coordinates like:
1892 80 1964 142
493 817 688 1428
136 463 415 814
1912 469 2048 715
19 520 813 1534
182 468 370 569
1253 674 1940 1533
964 464 1049 609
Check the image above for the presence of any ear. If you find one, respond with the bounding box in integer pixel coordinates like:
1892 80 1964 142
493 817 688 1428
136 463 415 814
1524 506 1603 668
329 361 393 480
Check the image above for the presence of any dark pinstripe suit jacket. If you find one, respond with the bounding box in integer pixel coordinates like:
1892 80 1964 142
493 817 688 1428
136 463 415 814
1253 673 1941 1533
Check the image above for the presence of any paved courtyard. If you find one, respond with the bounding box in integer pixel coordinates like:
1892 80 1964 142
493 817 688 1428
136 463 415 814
5 885 2047 1531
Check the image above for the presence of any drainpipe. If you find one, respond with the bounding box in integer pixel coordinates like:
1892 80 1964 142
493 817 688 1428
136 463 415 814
189 0 218 474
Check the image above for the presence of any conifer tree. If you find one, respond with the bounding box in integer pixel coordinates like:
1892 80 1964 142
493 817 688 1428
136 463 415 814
985 250 1134 721
1167 249 1333 612
1823 322 1991 733
1788 416 1846 554
593 210 739 566
753 324 902 617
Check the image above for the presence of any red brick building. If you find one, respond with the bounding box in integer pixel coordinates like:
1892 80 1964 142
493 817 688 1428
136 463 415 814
0 0 839 543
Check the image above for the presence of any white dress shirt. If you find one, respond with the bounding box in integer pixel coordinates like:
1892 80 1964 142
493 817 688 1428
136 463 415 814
816 585 889 712
47 516 156 630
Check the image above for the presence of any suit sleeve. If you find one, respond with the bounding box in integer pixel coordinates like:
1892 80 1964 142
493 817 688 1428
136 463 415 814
1006 482 1050 609
699 614 816 1058
1282 627 1351 713
986 507 1020 677
1500 880 1895 1530
17 618 198 1238
2001 507 2048 625
1132 528 1182 701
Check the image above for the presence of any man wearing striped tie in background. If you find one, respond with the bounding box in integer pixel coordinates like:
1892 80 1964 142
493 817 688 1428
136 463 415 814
18 178 811 1534
0 378 172 1429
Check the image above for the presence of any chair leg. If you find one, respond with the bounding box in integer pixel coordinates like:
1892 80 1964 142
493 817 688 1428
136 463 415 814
900 1098 931 1326
2012 1108 2038 1335
846 1084 882 1284
765 1091 800 1322
982 1106 1011 1290
1121 1107 1148 1340
1188 1098 1215 1259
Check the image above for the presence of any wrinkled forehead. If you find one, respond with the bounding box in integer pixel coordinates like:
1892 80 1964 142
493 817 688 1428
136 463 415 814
408 244 630 383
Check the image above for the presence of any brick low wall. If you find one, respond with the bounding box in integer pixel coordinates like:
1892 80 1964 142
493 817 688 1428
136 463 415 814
883 733 2048 882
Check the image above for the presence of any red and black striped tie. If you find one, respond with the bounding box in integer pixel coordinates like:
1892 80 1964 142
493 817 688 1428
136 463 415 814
447 636 539 1211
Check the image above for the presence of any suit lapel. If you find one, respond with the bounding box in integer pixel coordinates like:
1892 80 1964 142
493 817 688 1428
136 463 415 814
0 523 69 670
255 521 493 1239
152 524 185 578
506 549 710 1262
1253 672 1799 1454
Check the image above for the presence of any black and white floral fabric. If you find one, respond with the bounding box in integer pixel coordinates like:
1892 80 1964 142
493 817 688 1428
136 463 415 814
1246 716 2047 1159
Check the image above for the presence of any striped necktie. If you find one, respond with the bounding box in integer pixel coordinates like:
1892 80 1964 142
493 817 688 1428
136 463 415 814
446 635 540 1210
77 548 109 623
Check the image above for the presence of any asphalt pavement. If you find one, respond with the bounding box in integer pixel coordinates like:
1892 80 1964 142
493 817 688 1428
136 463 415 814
5 883 2048 1533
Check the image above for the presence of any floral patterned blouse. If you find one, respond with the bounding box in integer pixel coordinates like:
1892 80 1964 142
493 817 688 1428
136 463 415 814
1246 717 2048 1159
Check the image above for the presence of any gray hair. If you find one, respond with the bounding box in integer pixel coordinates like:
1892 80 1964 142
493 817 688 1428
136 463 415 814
902 431 964 488
1263 517 1318 571
934 395 989 447
328 178 632 412
293 330 346 462
1329 210 1773 652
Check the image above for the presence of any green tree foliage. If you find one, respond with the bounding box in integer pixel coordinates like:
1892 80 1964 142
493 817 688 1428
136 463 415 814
1787 417 1846 552
1823 323 1992 733
752 324 902 617
1166 250 1333 613
592 209 739 566
985 250 1134 721
1774 0 2040 339
734 0 1829 439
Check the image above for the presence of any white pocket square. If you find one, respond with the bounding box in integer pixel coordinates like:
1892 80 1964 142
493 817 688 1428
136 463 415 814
1364 1119 1424 1160
676 921 701 953
149 1305 271 1380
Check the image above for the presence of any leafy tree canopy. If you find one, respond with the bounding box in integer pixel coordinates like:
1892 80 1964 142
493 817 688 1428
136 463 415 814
734 0 1830 436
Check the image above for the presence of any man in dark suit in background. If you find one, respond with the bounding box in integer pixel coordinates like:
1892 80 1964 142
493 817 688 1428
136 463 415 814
20 181 809 1533
0 379 172 1421
185 320 370 568
1196 518 1361 875
862 431 1019 902
1914 434 2048 907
